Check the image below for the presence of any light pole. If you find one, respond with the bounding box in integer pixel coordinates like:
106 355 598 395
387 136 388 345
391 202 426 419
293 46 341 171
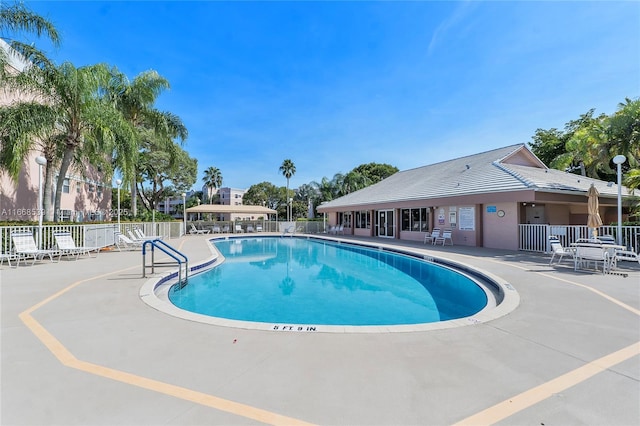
613 154 626 246
115 179 122 230
288 197 293 222
35 156 47 249
182 192 187 236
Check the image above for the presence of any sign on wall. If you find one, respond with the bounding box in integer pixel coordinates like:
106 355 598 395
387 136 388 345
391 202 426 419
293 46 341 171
458 207 475 231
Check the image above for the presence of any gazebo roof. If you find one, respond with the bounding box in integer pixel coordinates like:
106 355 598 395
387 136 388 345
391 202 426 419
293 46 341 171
185 204 276 215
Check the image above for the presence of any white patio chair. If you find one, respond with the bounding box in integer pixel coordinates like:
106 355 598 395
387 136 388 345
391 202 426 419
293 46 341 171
548 236 574 265
53 231 99 260
235 224 244 233
115 232 143 251
134 227 164 240
434 229 453 245
246 225 255 233
212 225 222 233
425 228 440 245
11 232 57 266
189 224 210 235
256 225 263 232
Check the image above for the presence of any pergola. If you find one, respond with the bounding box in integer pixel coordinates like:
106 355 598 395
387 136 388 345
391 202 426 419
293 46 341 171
185 204 277 221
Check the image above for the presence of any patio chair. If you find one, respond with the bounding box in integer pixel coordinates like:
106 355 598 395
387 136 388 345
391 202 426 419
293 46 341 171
548 236 574 265
246 225 255 233
0 252 17 268
222 225 230 233
128 229 145 243
256 225 263 232
434 229 453 245
10 232 57 266
53 231 99 260
189 224 210 235
615 248 640 265
425 228 440 245
115 232 143 251
282 225 295 237
235 224 244 233
212 224 222 233
134 227 164 240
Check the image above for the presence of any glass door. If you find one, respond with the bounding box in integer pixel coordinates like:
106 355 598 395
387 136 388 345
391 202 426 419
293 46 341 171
377 210 395 238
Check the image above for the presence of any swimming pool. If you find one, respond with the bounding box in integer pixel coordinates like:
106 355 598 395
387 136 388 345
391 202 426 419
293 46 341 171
167 237 491 328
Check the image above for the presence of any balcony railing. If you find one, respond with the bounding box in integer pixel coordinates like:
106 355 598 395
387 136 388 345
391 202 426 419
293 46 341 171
519 224 640 253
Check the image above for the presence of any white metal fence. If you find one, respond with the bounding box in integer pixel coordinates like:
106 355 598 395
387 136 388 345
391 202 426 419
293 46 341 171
519 224 640 253
0 222 183 253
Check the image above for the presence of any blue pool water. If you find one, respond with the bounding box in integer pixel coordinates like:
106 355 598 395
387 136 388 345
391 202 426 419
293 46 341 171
168 237 488 326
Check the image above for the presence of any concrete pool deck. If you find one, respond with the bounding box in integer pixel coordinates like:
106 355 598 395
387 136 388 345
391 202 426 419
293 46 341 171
1 234 638 425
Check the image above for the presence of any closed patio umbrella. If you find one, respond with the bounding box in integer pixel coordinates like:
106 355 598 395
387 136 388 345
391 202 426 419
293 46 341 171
587 184 602 238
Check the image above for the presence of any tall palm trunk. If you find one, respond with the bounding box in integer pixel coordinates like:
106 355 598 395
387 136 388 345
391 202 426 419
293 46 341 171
43 163 55 221
53 146 74 222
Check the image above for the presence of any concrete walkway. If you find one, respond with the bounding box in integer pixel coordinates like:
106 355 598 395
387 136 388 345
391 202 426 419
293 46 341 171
1 234 638 425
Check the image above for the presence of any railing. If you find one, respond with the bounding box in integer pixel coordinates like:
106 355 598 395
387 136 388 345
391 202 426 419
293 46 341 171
519 224 640 253
0 222 181 254
187 220 327 234
142 239 189 286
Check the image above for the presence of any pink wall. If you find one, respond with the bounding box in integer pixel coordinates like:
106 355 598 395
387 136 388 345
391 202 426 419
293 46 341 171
482 203 519 250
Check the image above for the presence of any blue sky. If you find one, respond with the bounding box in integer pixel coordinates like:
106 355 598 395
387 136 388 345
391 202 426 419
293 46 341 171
25 1 640 191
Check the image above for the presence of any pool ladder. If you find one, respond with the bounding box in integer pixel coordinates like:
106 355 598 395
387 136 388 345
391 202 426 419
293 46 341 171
142 240 189 286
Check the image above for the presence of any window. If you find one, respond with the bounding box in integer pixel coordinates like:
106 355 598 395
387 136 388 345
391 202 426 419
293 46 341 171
59 209 72 221
355 210 370 229
96 185 103 198
87 183 95 193
62 179 70 194
401 208 429 231
338 212 352 227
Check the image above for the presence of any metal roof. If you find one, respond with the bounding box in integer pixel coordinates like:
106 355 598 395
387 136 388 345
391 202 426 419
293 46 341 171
318 144 630 210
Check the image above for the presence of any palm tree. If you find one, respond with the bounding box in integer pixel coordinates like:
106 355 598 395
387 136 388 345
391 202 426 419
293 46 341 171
279 159 296 221
202 166 223 204
1 1 60 70
0 61 135 221
108 69 187 217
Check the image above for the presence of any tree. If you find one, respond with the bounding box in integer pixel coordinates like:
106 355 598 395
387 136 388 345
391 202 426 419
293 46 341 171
0 1 60 70
108 69 187 217
352 162 398 184
1 61 135 221
243 181 281 210
136 134 197 214
279 159 296 221
202 166 223 204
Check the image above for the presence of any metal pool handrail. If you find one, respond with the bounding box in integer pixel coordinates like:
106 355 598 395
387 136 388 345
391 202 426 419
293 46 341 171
142 239 189 286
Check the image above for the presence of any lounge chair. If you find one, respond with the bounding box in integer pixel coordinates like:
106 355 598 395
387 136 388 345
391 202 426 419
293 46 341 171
134 227 164 240
282 225 295 236
189 224 210 235
128 230 146 243
548 236 574 265
10 232 57 266
615 248 640 264
53 231 99 260
0 252 17 268
115 232 143 251
434 229 453 245
235 224 244 233
425 228 440 245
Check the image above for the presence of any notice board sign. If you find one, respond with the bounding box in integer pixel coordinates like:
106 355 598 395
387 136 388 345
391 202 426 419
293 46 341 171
458 207 475 231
